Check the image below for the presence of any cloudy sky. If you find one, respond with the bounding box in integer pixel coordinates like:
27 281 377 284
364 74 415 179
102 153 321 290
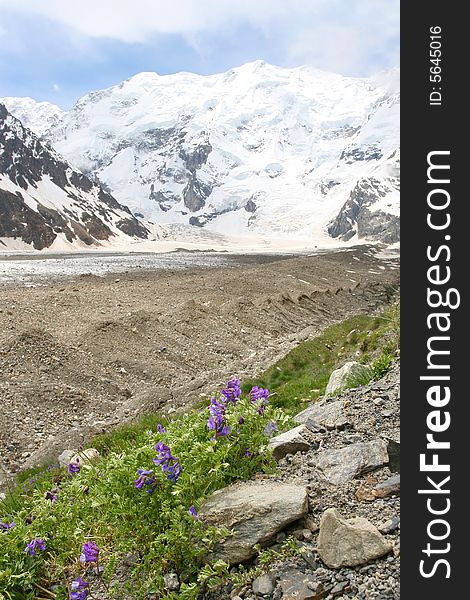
0 0 399 109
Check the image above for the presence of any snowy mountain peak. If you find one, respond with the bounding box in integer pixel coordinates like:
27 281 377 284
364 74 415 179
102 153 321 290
1 97 65 138
2 62 399 245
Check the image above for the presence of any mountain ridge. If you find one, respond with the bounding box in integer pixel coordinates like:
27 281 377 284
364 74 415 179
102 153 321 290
1 62 400 246
0 103 150 251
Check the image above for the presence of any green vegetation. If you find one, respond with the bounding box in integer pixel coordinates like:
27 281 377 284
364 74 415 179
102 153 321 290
242 301 400 415
0 302 399 599
0 387 289 600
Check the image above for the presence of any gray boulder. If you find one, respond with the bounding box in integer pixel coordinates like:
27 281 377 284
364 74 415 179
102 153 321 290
315 439 388 484
294 400 348 430
58 449 76 467
268 424 311 460
199 481 308 564
325 361 372 396
317 508 392 568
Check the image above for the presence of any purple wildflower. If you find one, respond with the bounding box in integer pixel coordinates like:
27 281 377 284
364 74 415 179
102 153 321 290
238 416 245 425
208 397 230 438
157 424 166 433
134 469 157 493
153 442 182 482
221 378 241 404
68 458 80 475
244 448 252 457
25 538 46 556
188 505 198 518
70 576 89 600
79 541 99 563
0 521 14 531
250 386 270 415
249 386 270 402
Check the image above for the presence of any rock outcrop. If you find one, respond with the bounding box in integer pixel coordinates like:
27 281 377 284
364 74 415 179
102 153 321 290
325 361 372 396
199 480 308 564
314 439 389 484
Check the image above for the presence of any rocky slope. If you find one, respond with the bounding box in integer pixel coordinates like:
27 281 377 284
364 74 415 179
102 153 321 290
0 103 150 251
2 63 400 244
204 360 400 600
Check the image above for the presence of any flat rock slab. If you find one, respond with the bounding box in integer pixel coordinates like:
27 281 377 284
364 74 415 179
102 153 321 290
317 508 392 568
268 424 311 460
280 571 325 600
315 439 388 484
199 480 308 564
325 362 372 396
294 400 348 430
373 473 400 497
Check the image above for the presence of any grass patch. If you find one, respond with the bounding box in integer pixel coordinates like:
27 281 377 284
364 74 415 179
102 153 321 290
242 301 400 415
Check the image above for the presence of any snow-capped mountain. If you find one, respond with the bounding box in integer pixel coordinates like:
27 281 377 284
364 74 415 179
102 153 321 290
1 97 65 138
0 103 149 251
2 62 399 244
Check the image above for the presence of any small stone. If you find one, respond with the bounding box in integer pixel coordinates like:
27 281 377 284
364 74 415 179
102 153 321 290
317 508 392 568
373 474 400 498
378 516 400 534
304 515 318 533
314 439 388 484
325 362 372 396
330 582 348 597
272 589 283 600
70 448 100 465
252 573 276 596
301 549 319 569
355 484 376 502
58 449 76 467
163 572 180 591
280 571 322 600
276 531 287 543
294 400 349 430
268 425 311 461
302 528 313 541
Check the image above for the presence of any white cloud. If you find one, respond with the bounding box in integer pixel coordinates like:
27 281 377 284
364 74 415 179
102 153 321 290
52 83 60 91
0 0 399 75
0 0 293 41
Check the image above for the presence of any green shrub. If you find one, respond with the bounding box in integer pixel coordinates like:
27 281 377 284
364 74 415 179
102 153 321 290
0 383 290 599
